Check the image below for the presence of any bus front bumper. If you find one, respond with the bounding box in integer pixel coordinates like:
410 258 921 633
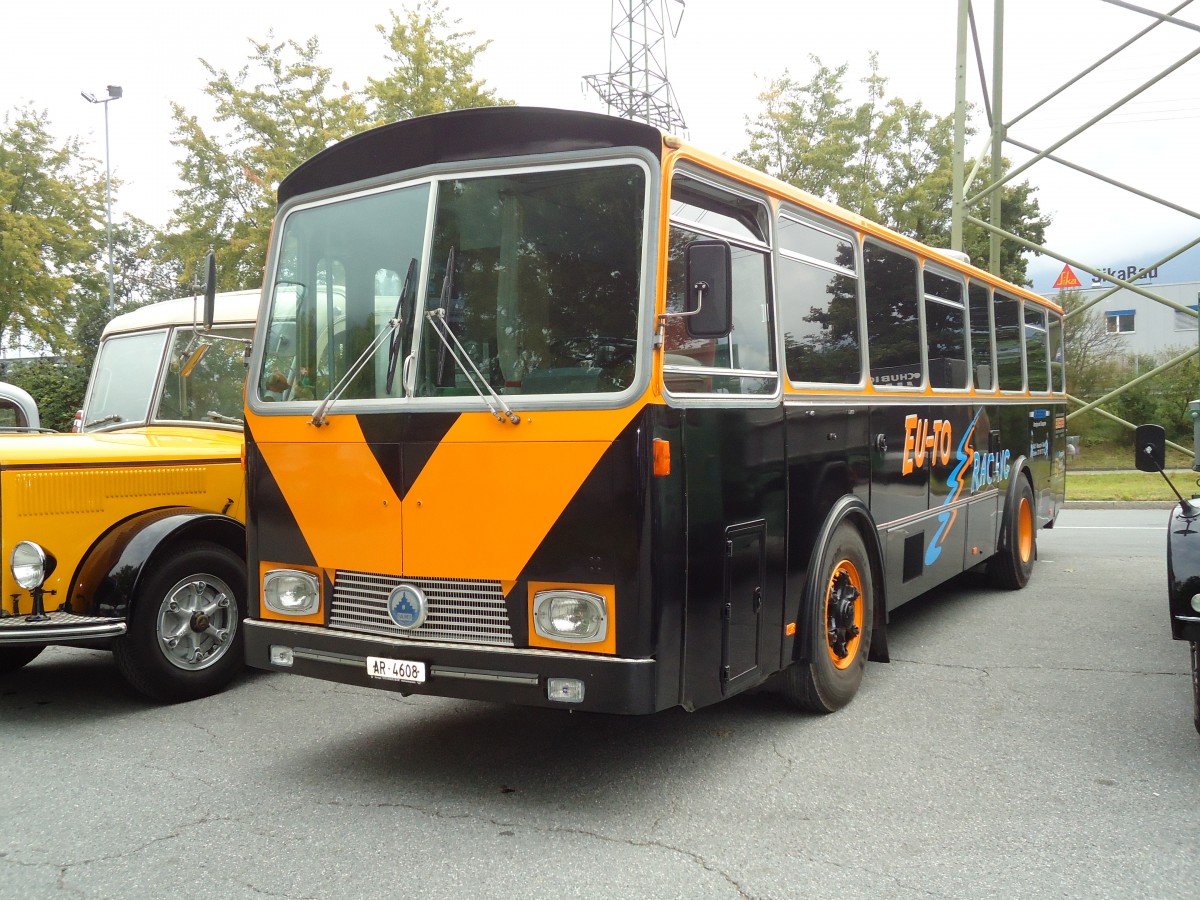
245 619 663 715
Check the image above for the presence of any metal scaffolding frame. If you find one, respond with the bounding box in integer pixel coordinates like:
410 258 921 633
583 0 687 133
951 0 1200 454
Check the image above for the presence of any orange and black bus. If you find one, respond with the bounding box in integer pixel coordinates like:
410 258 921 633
242 107 1066 714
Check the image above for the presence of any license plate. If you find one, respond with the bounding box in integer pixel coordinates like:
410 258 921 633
367 656 427 683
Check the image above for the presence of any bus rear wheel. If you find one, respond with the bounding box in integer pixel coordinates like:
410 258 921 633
780 522 875 713
0 646 44 674
990 476 1036 590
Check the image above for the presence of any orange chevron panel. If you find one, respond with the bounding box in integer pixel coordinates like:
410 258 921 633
255 416 404 573
402 404 645 580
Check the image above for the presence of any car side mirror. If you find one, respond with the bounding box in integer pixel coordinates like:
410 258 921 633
684 240 732 338
1134 423 1166 472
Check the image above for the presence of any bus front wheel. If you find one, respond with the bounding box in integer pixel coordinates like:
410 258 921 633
990 476 1036 590
780 522 875 713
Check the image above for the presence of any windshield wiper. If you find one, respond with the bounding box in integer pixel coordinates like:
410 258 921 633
385 257 418 396
84 414 122 429
205 410 244 425
309 316 404 427
422 249 520 426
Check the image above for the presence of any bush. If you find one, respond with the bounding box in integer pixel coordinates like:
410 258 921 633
1 358 89 432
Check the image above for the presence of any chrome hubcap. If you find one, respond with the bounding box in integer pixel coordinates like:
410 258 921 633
156 573 237 671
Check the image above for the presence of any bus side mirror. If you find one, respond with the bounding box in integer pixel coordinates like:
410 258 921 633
685 240 732 338
1134 423 1166 472
202 250 217 330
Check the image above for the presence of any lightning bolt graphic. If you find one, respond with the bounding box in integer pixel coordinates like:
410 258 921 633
924 408 984 566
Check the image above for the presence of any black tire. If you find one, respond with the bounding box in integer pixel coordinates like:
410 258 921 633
1191 641 1199 737
780 522 875 713
113 542 246 702
0 645 44 674
990 475 1036 590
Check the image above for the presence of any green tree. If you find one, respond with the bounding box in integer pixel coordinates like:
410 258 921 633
1058 290 1126 401
737 56 1049 285
166 35 368 292
0 107 106 356
0 357 89 432
366 1 510 122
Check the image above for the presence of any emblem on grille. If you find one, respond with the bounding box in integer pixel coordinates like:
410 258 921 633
386 584 428 630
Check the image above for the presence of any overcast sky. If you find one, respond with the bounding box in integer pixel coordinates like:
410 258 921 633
4 0 1198 290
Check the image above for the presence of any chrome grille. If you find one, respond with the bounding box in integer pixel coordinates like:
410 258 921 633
330 571 513 647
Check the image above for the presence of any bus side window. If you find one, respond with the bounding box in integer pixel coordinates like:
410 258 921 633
1048 311 1065 393
923 269 967 389
968 282 995 390
994 292 1024 391
777 214 862 386
864 240 922 389
1024 303 1050 392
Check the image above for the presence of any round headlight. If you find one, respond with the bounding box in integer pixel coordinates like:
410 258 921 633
12 541 55 590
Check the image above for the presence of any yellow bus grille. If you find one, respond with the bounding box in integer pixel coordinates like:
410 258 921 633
330 571 513 647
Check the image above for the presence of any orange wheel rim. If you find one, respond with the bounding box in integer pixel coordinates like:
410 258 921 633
1017 496 1034 563
826 559 863 670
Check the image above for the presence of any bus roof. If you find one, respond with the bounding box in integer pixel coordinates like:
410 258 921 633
101 290 261 337
278 106 665 205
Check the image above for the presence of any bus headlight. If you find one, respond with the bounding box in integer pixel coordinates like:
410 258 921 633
533 590 608 643
11 541 56 590
263 569 320 616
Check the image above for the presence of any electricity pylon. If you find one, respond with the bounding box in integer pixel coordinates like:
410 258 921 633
584 0 687 133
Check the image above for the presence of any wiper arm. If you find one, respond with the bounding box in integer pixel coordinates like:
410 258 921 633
309 316 402 427
385 257 418 396
84 414 122 429
205 410 244 425
425 308 521 425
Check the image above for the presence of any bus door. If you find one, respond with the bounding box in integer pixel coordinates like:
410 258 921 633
663 185 785 706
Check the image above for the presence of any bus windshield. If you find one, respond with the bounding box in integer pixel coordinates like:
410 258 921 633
258 162 647 405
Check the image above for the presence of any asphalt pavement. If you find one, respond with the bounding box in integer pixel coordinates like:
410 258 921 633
1 508 1197 899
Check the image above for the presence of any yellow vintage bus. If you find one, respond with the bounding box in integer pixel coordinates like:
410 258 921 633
243 107 1066 714
0 292 255 701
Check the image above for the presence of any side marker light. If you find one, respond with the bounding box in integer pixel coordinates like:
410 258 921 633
653 438 671 477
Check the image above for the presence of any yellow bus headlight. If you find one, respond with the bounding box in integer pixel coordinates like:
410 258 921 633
533 590 608 643
263 569 320 616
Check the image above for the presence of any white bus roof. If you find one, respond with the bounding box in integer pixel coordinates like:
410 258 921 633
101 289 261 337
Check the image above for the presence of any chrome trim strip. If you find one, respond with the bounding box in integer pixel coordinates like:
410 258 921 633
248 618 652 664
1173 615 1200 623
0 622 127 643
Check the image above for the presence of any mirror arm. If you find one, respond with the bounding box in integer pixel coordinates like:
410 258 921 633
655 281 707 340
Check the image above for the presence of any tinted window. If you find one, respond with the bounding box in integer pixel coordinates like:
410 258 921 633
1048 312 1064 392
994 293 1023 391
968 282 994 390
864 241 922 388
924 271 967 389
670 176 766 243
664 224 775 395
778 256 861 384
1024 303 1049 392
778 216 855 269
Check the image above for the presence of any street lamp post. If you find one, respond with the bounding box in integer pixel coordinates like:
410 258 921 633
81 85 122 313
